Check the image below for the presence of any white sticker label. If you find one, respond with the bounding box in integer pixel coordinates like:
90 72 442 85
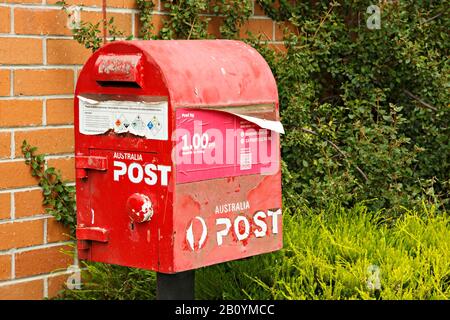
78 96 168 140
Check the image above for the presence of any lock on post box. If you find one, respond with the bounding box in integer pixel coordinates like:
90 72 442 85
74 40 284 273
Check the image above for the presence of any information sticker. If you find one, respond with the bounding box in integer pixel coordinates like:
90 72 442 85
78 96 168 140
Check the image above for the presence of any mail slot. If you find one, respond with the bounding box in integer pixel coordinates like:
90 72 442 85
74 40 284 273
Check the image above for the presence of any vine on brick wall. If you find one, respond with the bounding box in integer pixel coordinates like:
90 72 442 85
57 0 131 52
136 0 156 40
213 0 253 39
21 141 76 236
57 0 253 43
159 0 210 39
31 0 254 234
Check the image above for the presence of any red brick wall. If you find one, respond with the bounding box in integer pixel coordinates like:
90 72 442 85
0 0 282 299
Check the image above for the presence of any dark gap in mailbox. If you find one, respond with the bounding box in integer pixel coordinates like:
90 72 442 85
100 128 159 141
97 80 141 89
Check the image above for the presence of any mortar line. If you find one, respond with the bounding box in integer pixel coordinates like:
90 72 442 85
0 153 74 164
131 11 136 38
272 21 276 41
0 95 74 101
0 241 73 256
73 66 77 92
0 214 54 226
0 65 80 70
42 98 47 126
10 6 14 34
0 268 76 287
0 182 74 194
42 36 47 65
0 34 73 40
43 277 48 299
43 218 48 245
0 186 42 194
11 250 15 280
0 3 140 14
0 124 74 132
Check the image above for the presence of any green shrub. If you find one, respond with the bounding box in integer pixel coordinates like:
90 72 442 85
254 1 449 212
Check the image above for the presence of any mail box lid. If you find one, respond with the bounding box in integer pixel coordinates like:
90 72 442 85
77 40 278 109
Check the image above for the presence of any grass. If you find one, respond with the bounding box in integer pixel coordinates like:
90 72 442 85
59 202 450 300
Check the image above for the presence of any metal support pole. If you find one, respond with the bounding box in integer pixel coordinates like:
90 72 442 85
157 270 195 300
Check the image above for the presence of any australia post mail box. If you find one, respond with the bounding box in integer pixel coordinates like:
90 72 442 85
74 40 284 273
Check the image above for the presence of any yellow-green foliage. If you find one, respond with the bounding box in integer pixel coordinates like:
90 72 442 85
197 203 450 300
59 203 449 300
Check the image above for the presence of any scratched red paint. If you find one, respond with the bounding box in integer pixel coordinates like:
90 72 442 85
75 40 282 273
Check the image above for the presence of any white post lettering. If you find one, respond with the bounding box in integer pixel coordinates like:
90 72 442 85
144 163 158 185
128 162 143 183
234 216 250 241
157 165 171 186
216 218 232 246
253 211 267 238
113 161 127 181
267 209 282 234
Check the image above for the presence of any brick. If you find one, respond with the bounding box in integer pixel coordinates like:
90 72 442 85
81 11 133 37
14 190 45 218
0 7 10 34
14 128 74 157
239 18 274 40
15 245 73 278
207 16 224 39
14 69 74 96
275 21 297 41
15 8 71 36
47 0 141 8
0 161 37 189
0 100 42 127
46 99 74 125
0 219 44 250
0 193 11 220
254 1 267 16
0 254 12 281
47 157 75 182
0 279 43 300
0 132 11 159
47 217 71 243
0 38 43 64
0 70 10 96
47 39 91 65
48 273 69 298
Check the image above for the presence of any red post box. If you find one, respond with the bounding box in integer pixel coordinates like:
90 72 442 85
75 40 283 273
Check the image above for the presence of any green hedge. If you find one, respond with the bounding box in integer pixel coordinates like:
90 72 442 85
254 1 449 212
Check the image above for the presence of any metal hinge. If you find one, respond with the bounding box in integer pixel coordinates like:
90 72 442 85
76 227 109 243
75 155 108 179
